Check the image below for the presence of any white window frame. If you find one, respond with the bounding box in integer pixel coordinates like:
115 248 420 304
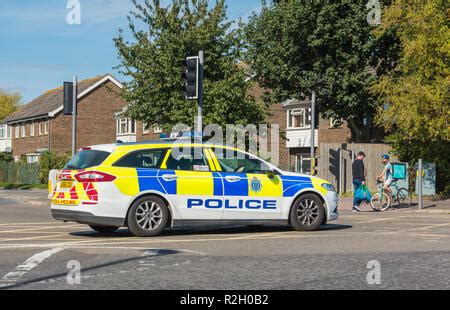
6 125 10 138
38 122 43 135
154 126 162 134
15 126 19 139
329 117 343 128
21 124 26 138
0 125 4 139
116 118 136 136
142 123 150 135
30 123 35 137
26 154 40 164
287 108 311 129
44 121 48 135
295 155 312 174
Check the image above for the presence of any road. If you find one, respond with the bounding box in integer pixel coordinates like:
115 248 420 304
0 193 449 290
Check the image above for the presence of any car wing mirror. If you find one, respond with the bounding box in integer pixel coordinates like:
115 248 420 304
267 170 277 179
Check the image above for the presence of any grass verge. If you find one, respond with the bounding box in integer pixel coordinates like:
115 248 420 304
0 182 47 190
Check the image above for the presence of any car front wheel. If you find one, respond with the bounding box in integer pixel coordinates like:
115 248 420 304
127 196 169 237
290 194 325 231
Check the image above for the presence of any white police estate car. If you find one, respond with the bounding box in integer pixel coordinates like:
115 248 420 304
49 142 339 237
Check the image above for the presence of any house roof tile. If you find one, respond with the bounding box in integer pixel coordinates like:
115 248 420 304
6 75 110 123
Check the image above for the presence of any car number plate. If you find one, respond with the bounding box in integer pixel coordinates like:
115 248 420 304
60 181 74 190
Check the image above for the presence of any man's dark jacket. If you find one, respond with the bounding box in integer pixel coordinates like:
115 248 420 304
352 159 365 182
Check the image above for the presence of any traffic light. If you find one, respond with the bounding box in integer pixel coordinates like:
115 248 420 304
182 56 199 100
63 82 73 115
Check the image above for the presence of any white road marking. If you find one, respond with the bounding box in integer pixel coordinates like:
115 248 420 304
0 222 65 227
142 249 161 257
0 224 81 234
0 248 63 286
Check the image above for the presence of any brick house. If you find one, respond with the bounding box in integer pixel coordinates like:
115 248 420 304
253 83 352 173
6 72 356 172
6 74 161 163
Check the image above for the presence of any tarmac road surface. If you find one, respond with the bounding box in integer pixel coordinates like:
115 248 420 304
0 193 449 290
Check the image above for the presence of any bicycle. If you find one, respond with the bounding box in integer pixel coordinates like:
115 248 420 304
370 179 410 211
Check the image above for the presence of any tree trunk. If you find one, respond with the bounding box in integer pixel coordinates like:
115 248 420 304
348 118 365 143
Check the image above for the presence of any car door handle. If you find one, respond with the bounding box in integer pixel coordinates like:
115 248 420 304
162 174 178 181
225 176 241 183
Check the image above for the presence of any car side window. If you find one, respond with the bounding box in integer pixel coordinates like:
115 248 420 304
114 149 165 169
213 149 271 174
165 148 210 172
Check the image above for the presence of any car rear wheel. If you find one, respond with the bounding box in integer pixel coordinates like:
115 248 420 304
89 225 119 234
127 196 169 237
290 194 325 231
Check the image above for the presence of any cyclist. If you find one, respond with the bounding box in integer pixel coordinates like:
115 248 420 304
377 154 394 199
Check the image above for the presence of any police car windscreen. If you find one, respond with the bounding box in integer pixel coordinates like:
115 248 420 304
64 150 111 170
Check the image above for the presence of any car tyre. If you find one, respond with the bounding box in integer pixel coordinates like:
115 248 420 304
290 194 325 232
127 196 169 237
89 225 119 234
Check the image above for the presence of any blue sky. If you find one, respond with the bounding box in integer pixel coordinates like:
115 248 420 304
0 0 262 104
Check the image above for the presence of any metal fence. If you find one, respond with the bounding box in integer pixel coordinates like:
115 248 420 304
0 161 41 185
317 143 397 193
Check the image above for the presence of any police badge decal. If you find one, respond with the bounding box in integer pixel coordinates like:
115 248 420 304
250 177 262 194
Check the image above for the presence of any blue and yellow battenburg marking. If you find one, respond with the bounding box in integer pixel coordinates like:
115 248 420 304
120 169 321 199
98 145 329 203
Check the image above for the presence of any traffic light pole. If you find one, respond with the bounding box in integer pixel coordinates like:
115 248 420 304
310 91 316 175
197 51 204 137
418 159 423 210
71 75 77 156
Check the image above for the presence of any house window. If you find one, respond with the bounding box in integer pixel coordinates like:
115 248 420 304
15 126 19 139
21 124 26 138
6 125 10 138
154 126 163 134
287 108 311 129
30 123 35 137
143 123 150 135
0 125 4 139
38 122 43 135
295 155 312 175
116 118 136 135
330 117 343 128
26 154 40 164
44 121 48 135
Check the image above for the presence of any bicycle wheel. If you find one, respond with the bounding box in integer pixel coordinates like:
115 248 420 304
397 188 410 206
370 192 391 211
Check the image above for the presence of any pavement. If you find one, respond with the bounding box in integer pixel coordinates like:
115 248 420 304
0 189 449 290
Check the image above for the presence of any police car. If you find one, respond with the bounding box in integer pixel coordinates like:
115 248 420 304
49 141 339 237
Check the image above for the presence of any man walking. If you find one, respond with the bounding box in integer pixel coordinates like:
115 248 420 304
352 151 366 212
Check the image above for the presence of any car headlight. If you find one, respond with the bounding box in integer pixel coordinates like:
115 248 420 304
322 183 336 192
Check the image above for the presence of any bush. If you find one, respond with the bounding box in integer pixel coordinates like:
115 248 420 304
39 151 70 184
0 153 13 162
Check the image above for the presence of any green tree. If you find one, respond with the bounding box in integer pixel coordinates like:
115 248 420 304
245 0 380 141
371 0 449 192
114 0 266 131
0 89 20 120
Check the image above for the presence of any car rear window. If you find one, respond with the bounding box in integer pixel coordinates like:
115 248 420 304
64 150 111 170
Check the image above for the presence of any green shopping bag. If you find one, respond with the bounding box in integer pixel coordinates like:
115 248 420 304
355 184 372 203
